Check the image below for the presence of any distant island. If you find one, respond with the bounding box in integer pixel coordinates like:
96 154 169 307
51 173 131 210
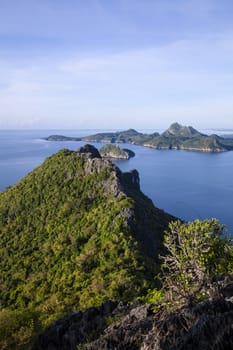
45 135 82 141
45 122 233 152
99 144 135 159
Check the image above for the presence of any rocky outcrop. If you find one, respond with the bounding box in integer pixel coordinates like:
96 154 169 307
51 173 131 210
162 122 204 138
33 301 154 350
142 297 233 350
33 300 120 350
33 296 233 350
77 145 139 196
77 144 101 159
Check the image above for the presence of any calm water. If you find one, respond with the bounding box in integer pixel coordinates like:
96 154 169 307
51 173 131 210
0 129 233 233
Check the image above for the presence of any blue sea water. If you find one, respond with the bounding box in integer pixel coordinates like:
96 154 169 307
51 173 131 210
0 129 233 234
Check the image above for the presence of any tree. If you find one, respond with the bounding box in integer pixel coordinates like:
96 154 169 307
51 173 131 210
161 219 233 308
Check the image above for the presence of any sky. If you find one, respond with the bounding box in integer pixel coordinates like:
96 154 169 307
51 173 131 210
0 0 233 129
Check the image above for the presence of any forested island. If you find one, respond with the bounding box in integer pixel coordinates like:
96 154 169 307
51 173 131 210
1 145 233 349
99 144 135 159
45 122 233 152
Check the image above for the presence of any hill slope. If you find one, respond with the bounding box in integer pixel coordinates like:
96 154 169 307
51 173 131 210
0 145 173 316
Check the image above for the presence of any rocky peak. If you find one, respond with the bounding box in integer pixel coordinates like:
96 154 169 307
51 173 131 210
77 144 101 159
163 122 204 138
168 122 183 133
76 145 140 195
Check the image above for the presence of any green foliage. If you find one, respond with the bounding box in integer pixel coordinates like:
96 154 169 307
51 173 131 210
0 308 41 350
161 219 233 308
138 288 164 305
99 144 135 159
0 148 172 348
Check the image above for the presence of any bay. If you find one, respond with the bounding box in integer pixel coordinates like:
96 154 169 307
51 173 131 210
0 129 233 234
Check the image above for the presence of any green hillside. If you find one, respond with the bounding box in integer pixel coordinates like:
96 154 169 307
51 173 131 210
0 145 173 348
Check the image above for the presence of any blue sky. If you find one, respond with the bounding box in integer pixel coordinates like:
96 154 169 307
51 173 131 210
0 0 233 129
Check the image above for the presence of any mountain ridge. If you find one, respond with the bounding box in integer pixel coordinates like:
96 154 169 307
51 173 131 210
161 122 205 137
45 122 233 152
0 144 174 348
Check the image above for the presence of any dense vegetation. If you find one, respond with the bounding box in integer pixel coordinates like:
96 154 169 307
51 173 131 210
46 122 233 152
0 145 172 348
99 144 135 159
34 219 233 350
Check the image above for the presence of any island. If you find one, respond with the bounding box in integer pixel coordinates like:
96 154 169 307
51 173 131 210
45 122 233 152
45 135 81 141
99 144 135 159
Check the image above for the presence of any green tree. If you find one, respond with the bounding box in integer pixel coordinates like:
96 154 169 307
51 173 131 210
161 219 233 308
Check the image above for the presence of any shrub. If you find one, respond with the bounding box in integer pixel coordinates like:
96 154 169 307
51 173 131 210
160 219 233 308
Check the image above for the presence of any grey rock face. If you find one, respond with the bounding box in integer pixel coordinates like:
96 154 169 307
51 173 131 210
77 144 101 159
33 297 233 350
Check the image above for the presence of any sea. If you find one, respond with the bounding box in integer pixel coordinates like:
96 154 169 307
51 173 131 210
1 129 233 234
